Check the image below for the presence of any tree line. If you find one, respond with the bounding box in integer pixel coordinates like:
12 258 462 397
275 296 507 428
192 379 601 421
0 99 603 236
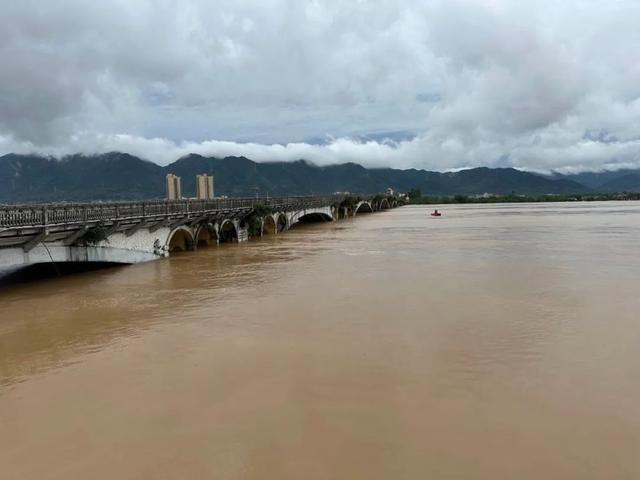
406 189 640 204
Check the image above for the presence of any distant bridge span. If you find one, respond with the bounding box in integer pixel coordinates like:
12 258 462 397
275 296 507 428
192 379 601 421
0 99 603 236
0 195 401 275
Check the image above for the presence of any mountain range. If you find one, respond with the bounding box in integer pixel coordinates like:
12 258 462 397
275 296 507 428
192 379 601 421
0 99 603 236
1 152 639 203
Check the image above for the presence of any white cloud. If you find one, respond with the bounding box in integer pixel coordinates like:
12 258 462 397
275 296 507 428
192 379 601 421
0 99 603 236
1 0 639 172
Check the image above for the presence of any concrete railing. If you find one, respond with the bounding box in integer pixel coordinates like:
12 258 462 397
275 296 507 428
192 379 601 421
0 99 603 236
0 195 347 229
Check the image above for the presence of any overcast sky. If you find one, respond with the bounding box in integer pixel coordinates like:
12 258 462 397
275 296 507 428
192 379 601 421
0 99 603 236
1 0 639 172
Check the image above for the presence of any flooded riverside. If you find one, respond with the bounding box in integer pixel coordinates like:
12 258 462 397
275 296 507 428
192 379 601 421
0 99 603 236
1 202 639 479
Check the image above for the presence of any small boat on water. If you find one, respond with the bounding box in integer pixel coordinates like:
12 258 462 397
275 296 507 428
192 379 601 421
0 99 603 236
430 209 442 217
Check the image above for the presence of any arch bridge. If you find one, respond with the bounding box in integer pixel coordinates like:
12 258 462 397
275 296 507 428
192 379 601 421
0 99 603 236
0 194 402 275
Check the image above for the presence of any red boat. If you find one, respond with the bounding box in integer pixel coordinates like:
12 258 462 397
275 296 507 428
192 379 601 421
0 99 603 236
430 209 442 217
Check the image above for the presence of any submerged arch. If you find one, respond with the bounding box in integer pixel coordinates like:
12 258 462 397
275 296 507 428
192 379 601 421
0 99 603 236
263 215 277 235
167 226 195 253
354 201 373 215
196 224 217 247
219 220 238 243
297 212 333 223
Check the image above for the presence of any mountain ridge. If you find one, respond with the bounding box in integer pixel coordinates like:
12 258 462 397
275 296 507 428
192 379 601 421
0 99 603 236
1 152 636 203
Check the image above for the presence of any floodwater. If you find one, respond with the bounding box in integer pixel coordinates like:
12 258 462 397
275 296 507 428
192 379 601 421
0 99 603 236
1 202 639 479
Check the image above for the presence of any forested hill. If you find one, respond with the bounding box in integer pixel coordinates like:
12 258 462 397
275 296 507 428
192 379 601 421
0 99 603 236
1 152 631 203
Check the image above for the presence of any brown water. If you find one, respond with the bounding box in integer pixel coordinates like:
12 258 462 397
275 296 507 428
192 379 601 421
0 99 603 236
1 203 640 479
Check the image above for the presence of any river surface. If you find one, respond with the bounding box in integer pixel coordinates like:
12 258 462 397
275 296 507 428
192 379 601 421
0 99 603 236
1 202 639 479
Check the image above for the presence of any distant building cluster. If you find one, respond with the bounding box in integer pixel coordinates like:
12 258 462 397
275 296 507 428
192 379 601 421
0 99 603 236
166 173 215 200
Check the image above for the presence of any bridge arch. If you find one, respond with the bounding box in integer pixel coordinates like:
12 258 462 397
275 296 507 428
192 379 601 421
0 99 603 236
379 198 390 210
298 212 332 223
262 215 277 235
195 223 218 247
353 201 373 215
219 219 238 243
391 200 398 208
166 226 195 253
286 207 334 228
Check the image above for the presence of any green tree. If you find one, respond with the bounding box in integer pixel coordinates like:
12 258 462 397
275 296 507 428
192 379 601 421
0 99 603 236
408 188 421 199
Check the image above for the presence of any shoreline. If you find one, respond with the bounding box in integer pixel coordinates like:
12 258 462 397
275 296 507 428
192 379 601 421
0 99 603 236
410 193 640 205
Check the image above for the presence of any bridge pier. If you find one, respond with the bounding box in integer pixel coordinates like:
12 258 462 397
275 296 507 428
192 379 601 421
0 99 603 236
236 220 249 242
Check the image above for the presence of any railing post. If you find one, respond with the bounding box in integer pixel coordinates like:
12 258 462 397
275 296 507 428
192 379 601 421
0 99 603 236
42 206 48 227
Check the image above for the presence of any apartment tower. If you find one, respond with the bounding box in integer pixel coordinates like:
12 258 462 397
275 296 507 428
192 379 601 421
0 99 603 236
166 174 182 200
196 174 214 200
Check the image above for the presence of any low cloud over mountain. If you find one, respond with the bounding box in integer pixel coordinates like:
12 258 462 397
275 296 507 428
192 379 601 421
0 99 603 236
1 1 640 172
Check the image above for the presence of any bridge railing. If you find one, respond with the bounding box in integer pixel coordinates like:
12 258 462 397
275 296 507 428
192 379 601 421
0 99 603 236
0 195 347 228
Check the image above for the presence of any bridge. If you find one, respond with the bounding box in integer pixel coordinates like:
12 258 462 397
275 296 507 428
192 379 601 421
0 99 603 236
0 194 401 276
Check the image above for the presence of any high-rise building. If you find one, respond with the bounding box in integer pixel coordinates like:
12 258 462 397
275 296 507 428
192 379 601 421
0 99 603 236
196 174 214 200
166 174 182 200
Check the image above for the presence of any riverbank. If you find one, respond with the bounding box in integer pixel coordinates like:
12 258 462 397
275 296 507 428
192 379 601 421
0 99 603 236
409 192 640 204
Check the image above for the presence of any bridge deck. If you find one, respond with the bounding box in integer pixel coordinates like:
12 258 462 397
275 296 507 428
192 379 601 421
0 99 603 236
0 196 347 230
